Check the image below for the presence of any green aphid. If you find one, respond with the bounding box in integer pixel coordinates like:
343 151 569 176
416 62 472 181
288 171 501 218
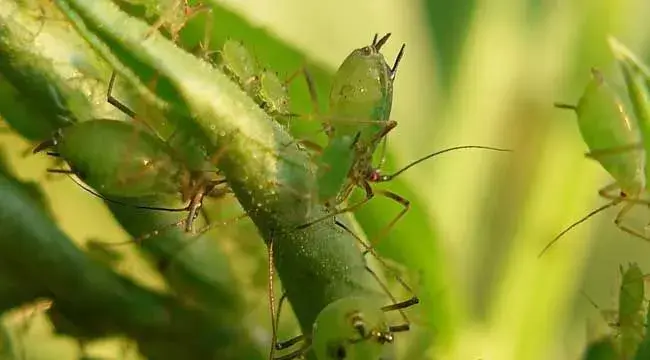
35 119 182 197
119 0 211 42
218 39 260 97
299 34 507 243
311 297 397 360
585 264 648 360
617 263 648 359
270 220 418 360
257 69 291 119
540 68 647 256
34 119 227 232
217 40 292 126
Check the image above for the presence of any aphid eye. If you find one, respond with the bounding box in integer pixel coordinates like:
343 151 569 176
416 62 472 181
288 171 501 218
620 191 628 198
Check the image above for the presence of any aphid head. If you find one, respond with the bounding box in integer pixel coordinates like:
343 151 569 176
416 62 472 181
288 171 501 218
33 128 64 154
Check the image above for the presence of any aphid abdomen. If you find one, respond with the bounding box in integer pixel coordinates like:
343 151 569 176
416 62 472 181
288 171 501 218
575 69 645 195
328 46 394 152
218 39 260 97
55 119 182 197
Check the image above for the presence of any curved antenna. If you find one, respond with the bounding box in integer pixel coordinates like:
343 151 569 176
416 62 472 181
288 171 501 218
64 171 190 213
375 145 511 182
33 139 55 154
538 201 618 258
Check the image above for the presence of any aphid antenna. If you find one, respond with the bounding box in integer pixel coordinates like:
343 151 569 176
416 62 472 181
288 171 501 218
538 201 619 258
374 145 512 182
554 102 577 111
64 170 191 213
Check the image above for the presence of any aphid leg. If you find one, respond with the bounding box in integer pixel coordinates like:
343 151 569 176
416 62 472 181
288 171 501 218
334 220 418 330
367 189 410 247
106 71 137 118
284 64 326 134
374 145 510 182
45 168 75 175
585 143 644 160
192 5 215 60
273 345 308 360
613 201 650 242
285 65 320 115
183 188 206 233
364 265 414 332
298 180 410 248
275 334 305 351
272 283 309 358
268 235 277 360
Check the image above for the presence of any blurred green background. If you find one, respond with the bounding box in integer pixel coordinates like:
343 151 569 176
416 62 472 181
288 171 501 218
4 0 650 359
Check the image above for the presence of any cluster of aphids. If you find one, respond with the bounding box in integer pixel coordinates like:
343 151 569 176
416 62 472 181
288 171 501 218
26 2 512 359
26 9 417 359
